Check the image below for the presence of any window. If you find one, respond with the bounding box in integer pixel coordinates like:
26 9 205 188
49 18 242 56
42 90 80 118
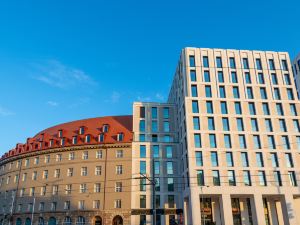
216 57 222 68
279 119 287 132
212 170 220 186
203 56 209 67
196 170 205 186
256 58 262 70
256 152 264 167
253 135 261 149
191 85 198 97
231 72 238 83
234 102 242 114
103 124 109 132
54 169 60 178
80 184 87 193
154 161 160 175
205 85 212 97
219 86 226 98
281 59 288 71
168 195 175 208
245 72 251 84
116 165 123 175
67 168 73 177
239 135 246 149
153 145 159 158
193 117 200 130
32 171 37 180
82 151 88 160
229 57 236 69
34 157 39 165
152 107 157 119
224 134 232 148
218 71 224 83
285 153 294 168
265 119 273 132
262 103 270 115
24 159 30 167
208 117 215 130
251 118 258 131
39 202 44 212
192 101 199 113
140 195 146 208
155 178 160 191
248 102 256 115
287 88 294 100
271 153 279 167
52 185 58 195
152 121 158 132
247 87 254 99
284 74 291 85
65 184 72 194
232 87 240 98
241 152 249 167
115 199 122 208
260 88 267 99
166 146 173 158
269 59 275 70
43 170 48 179
274 88 281 100
167 162 173 175
163 121 170 132
268 136 276 149
221 101 228 114
190 70 196 81
281 136 290 149
209 134 217 148
258 171 267 186
189 55 195 67
243 58 249 69
64 201 70 210
168 178 174 192
78 200 85 210
294 120 300 132
290 104 297 116
288 171 297 186
140 145 146 158
163 107 170 119
204 71 210 82
96 150 102 159
117 133 124 141
297 136 300 150
69 152 75 160
271 73 278 84
211 151 218 166
116 150 123 158
196 151 203 166
222 118 230 131
237 118 244 131
194 134 201 148
95 166 101 176
228 170 236 186
140 107 145 118
226 152 234 167
206 101 213 113
258 73 264 84
276 103 284 115
98 134 104 142
115 182 122 192
243 171 251 186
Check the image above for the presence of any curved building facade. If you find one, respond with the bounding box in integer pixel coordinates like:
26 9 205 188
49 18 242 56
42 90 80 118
0 116 133 225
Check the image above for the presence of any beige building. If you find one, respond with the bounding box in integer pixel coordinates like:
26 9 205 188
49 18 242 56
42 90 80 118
167 47 300 225
0 116 133 225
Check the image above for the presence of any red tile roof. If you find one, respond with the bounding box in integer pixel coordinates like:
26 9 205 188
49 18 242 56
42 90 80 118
1 115 133 161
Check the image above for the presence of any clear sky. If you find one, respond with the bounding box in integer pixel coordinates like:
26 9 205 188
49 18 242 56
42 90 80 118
0 0 299 154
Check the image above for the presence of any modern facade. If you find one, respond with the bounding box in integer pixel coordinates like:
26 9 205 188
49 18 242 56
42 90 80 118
292 53 300 99
0 116 133 225
1 47 300 225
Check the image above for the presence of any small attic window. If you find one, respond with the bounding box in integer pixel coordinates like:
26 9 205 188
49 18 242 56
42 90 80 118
49 139 54 147
99 134 104 142
103 124 109 133
85 135 91 143
60 138 65 146
58 130 63 138
79 127 85 135
117 133 124 142
72 136 78 145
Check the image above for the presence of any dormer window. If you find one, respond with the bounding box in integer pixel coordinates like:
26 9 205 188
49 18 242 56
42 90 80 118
117 133 124 142
49 139 54 147
79 126 85 135
58 130 63 138
72 136 77 145
85 135 91 143
103 124 109 133
99 134 104 142
60 138 65 146
39 142 43 148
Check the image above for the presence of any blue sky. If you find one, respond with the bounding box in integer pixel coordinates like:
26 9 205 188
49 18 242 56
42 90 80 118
0 0 299 154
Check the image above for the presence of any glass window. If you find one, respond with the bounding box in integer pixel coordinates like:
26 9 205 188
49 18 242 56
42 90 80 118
281 136 290 149
226 152 234 167
285 153 294 168
205 85 212 97
258 73 265 84
281 59 288 71
140 195 146 208
271 73 278 84
151 107 157 119
194 134 201 148
229 57 236 69
197 170 205 186
251 119 258 131
191 85 198 97
253 135 261 149
167 162 173 175
192 101 199 113
208 117 215 130
239 135 246 149
258 171 267 186
274 88 281 100
154 161 160 175
206 101 213 114
166 146 173 158
279 119 287 132
241 152 249 167
209 134 217 148
152 121 158 132
228 170 236 186
193 117 200 130
247 87 254 99
288 171 297 186
284 74 291 85
262 103 270 115
265 119 273 132
153 145 160 158
243 171 251 186
237 118 244 131
290 104 297 116
216 57 222 68
218 71 224 83
274 171 282 186
204 71 210 82
168 178 174 192
256 152 264 167
140 161 146 174
190 70 196 82
189 55 195 67
212 170 220 186
233 87 240 98
163 107 170 119
260 88 267 99
269 59 275 70
287 88 294 100
243 58 249 69
203 56 209 68
256 58 262 70
294 120 300 132
219 86 226 98
231 72 238 83
217 102 227 116
268 135 276 149
196 151 203 166
234 102 242 114
139 120 145 132
245 72 251 84
224 134 232 148
271 153 279 167
139 134 145 142
211 151 218 166
222 118 230 131
248 102 256 115
163 121 170 132
276 103 284 116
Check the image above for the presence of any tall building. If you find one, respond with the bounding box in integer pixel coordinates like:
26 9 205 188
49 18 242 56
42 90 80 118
292 53 300 98
166 47 300 225
1 47 300 225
